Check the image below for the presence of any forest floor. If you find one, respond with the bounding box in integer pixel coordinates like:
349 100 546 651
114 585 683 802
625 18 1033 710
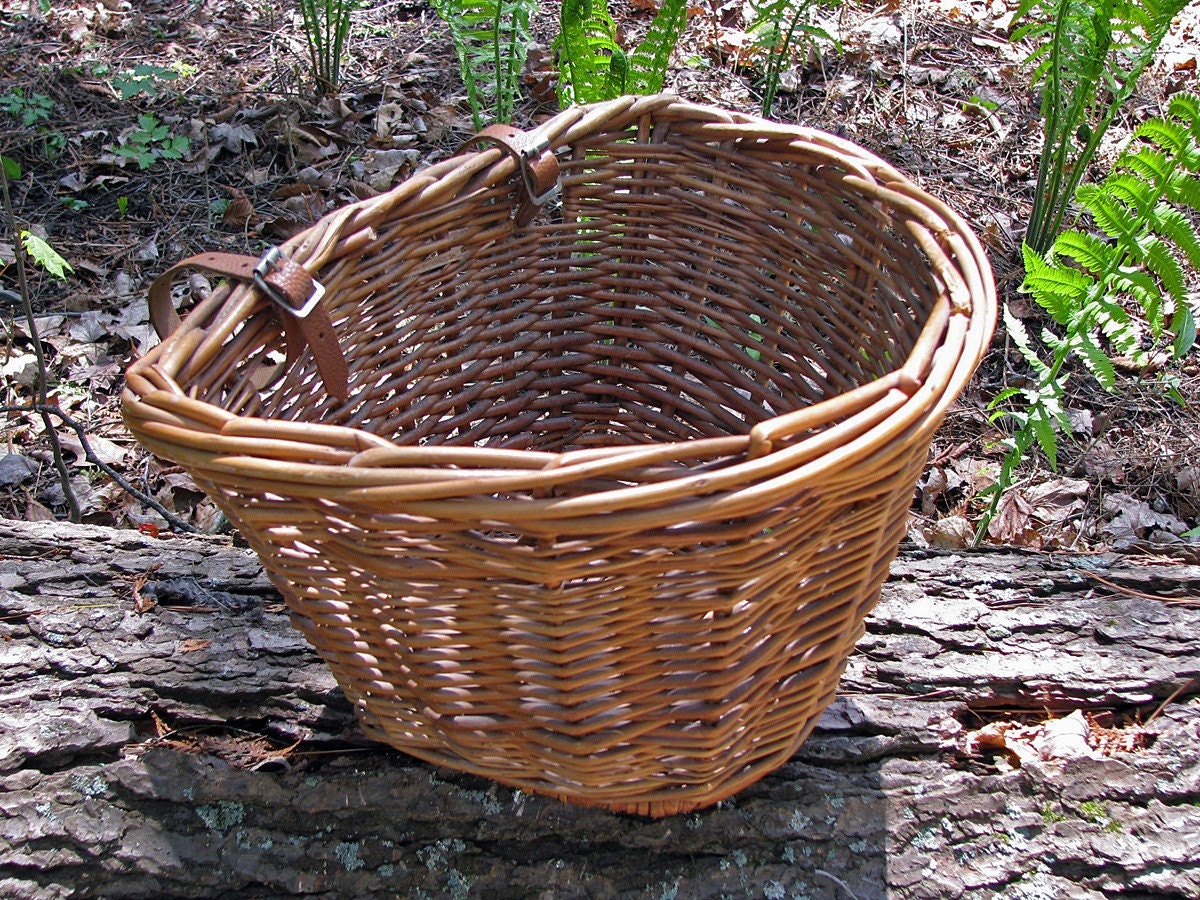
1 0 1199 551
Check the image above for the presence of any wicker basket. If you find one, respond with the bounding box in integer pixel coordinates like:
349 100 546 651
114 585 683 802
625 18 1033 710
123 95 995 816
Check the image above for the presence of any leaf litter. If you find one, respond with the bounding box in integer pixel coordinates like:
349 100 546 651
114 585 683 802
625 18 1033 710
0 0 1198 553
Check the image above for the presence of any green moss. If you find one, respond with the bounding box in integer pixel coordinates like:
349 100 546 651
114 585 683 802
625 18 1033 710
1078 800 1106 823
1041 802 1067 825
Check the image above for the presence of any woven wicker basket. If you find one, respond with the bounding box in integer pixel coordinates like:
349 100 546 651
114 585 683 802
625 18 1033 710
123 95 995 816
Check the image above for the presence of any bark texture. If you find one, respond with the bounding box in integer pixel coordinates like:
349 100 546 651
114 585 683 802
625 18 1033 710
1 519 1198 899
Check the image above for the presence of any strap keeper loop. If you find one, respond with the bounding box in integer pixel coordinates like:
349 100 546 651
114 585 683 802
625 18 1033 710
254 247 326 319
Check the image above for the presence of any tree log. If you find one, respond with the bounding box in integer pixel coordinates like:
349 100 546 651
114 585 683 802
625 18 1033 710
1 519 1197 899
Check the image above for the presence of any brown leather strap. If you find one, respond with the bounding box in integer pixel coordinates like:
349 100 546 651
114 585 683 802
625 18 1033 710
148 252 258 339
147 251 350 402
459 124 560 227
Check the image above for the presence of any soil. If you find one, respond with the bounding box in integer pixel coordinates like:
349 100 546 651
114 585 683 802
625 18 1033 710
1 0 1199 549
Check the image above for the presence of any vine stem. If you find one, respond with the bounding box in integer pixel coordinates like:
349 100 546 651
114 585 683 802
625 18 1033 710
0 157 82 523
0 403 202 534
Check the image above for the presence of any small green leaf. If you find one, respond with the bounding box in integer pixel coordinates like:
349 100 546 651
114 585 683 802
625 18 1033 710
1171 304 1196 356
20 231 73 279
1 154 21 180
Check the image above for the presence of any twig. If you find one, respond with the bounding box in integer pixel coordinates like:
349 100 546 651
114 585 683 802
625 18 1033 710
1 403 201 534
1074 568 1200 607
1145 679 1199 726
815 869 863 900
0 158 82 522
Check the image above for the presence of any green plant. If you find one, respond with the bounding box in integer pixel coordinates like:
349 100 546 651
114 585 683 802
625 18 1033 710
0 154 81 523
110 114 190 170
1041 801 1068 824
1013 0 1190 252
110 63 180 100
298 0 359 96
748 0 840 117
557 0 687 106
432 0 538 128
0 88 54 126
19 229 73 278
983 93 1200 535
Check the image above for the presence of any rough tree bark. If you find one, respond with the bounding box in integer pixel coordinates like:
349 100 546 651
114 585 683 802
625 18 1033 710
1 519 1198 899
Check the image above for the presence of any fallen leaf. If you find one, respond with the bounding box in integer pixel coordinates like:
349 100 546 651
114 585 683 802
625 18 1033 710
927 514 974 548
1035 710 1096 761
222 195 256 229
57 430 128 467
209 121 258 154
1102 493 1187 547
0 453 38 487
1025 476 1089 523
177 638 211 653
987 490 1041 547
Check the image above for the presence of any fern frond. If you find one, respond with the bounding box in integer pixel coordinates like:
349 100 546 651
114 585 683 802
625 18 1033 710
558 0 623 106
1082 187 1142 245
1052 228 1114 275
432 0 536 127
1167 92 1200 136
1076 331 1118 390
1118 148 1175 192
1151 206 1200 268
1166 172 1200 212
1021 241 1094 325
1140 234 1187 307
1003 303 1052 378
1132 119 1191 157
627 0 688 95
1093 295 1145 359
1030 404 1060 470
1112 265 1164 336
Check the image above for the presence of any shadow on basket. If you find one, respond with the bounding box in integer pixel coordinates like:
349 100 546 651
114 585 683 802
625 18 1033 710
123 94 996 817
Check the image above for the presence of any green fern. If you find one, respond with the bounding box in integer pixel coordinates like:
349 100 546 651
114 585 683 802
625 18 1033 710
298 0 358 96
431 0 538 128
1013 0 1190 252
749 0 841 117
625 0 688 94
983 93 1200 539
557 0 687 106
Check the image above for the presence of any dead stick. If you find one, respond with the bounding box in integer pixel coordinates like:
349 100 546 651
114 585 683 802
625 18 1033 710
1 403 201 534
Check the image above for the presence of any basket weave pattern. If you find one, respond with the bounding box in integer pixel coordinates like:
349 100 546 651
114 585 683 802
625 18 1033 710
124 95 995 816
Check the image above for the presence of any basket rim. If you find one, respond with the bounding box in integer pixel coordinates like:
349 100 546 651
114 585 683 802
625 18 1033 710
123 94 997 523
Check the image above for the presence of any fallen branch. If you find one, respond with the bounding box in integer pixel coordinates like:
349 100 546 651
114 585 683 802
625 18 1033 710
1 520 1198 899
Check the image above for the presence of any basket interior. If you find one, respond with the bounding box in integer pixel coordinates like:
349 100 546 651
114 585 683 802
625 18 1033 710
197 126 941 453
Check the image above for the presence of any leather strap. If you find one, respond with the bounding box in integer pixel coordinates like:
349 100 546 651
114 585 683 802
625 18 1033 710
147 251 350 401
459 124 560 227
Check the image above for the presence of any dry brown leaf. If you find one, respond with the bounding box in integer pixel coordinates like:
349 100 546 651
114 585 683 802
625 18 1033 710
987 490 1041 547
926 514 974 549
177 638 211 653
1025 476 1089 523
222 195 256 229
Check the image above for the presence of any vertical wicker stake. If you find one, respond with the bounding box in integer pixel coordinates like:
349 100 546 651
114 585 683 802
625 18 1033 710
124 95 996 816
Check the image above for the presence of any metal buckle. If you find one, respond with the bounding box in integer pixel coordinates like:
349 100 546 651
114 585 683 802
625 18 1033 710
518 136 559 207
253 247 325 319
